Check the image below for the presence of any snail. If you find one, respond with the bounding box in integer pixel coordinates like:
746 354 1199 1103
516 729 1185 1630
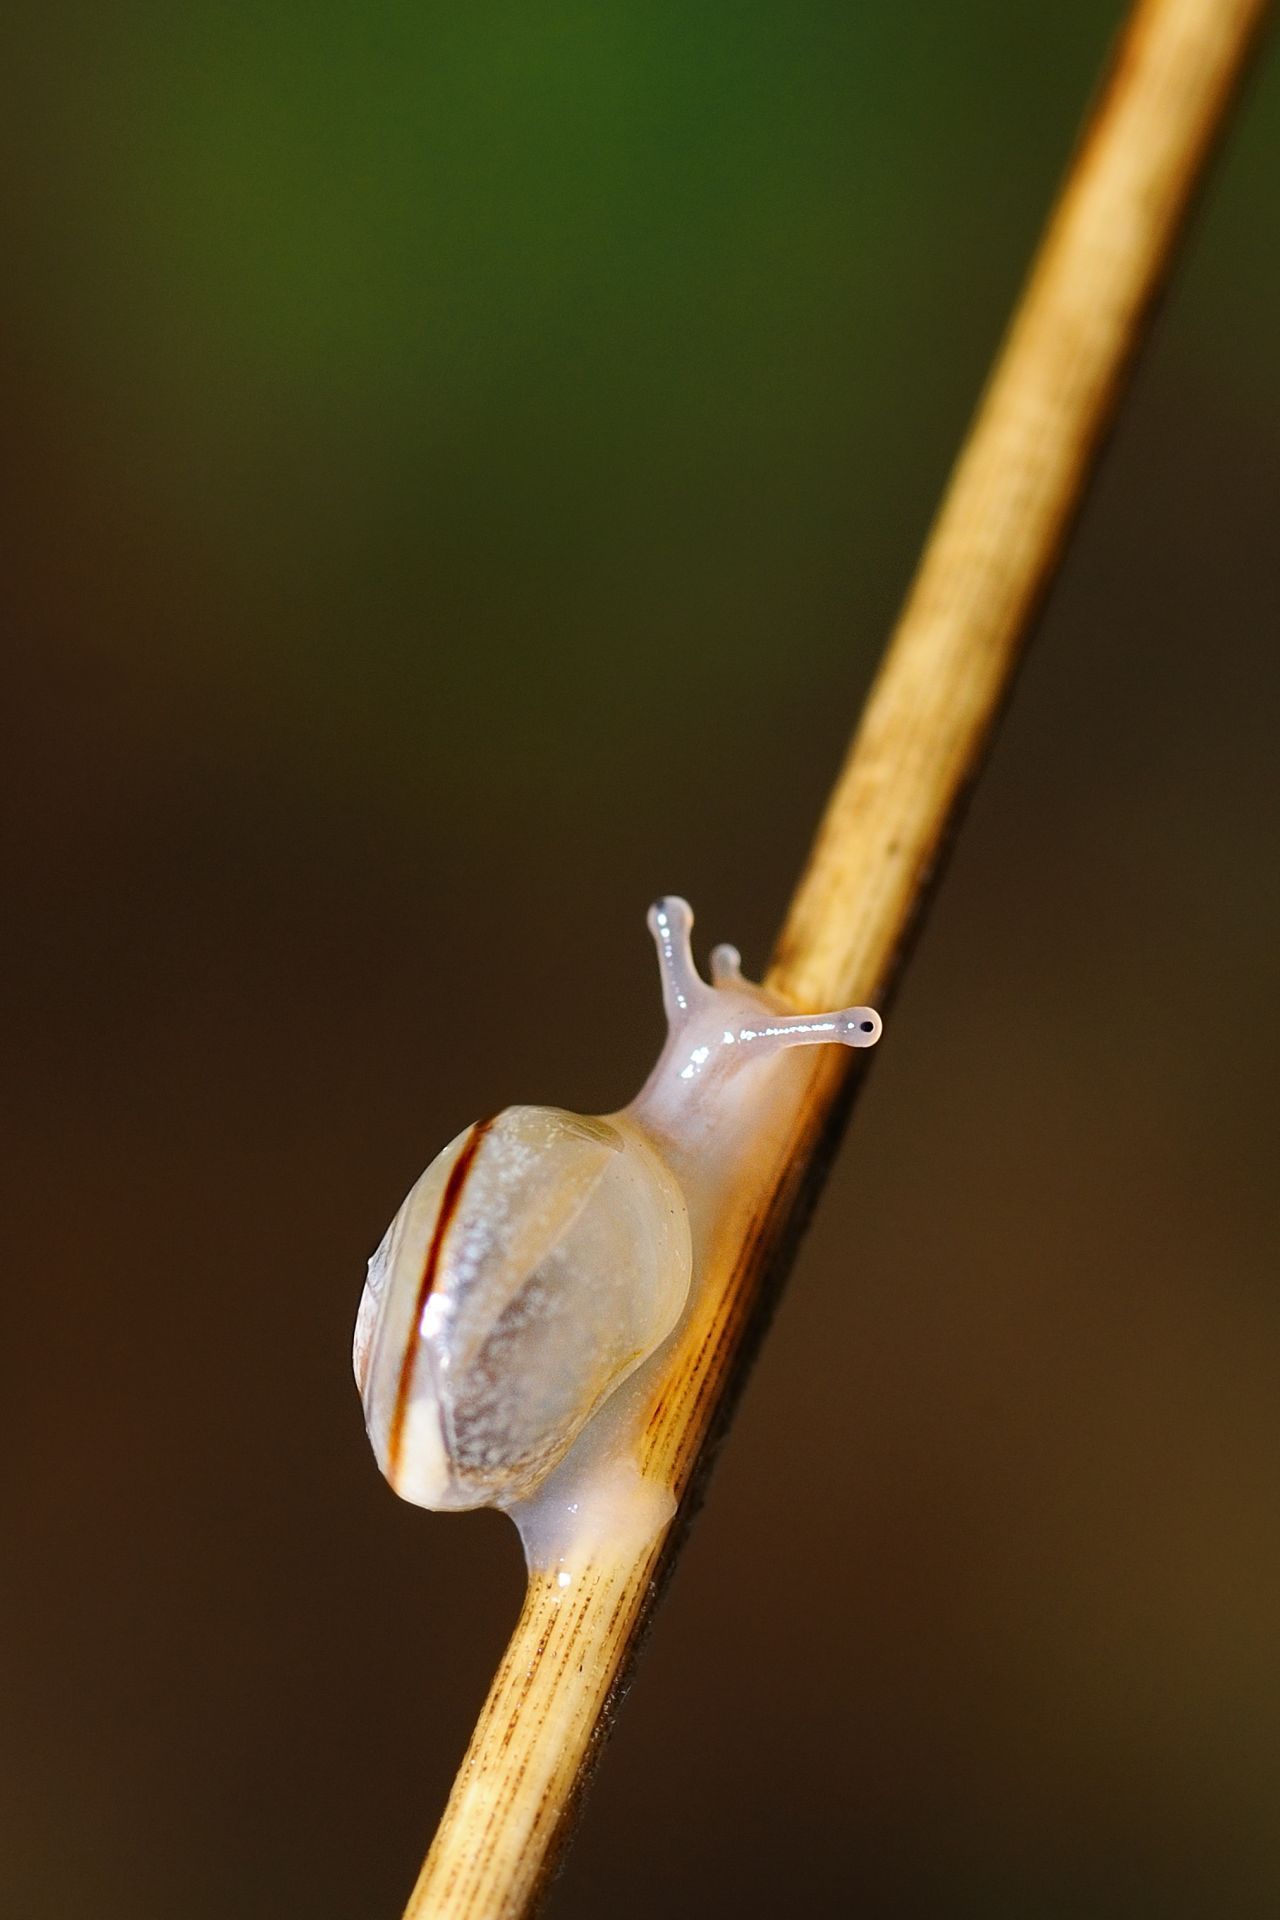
354 897 881 1566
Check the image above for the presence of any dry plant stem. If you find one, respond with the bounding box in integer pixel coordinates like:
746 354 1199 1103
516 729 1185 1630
404 3 1270 1915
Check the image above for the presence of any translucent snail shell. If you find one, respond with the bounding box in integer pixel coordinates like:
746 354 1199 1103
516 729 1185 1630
354 1106 690 1509
354 897 881 1528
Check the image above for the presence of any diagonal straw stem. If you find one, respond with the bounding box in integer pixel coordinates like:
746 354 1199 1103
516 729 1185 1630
401 4 1272 1914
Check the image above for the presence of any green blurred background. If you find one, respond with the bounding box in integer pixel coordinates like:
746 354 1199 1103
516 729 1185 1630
4 3 1278 1915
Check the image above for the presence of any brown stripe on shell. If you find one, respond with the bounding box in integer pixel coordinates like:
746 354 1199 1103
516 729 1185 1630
387 1116 495 1487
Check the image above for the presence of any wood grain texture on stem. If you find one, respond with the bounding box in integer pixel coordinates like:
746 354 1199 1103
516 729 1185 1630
404 2 1270 1914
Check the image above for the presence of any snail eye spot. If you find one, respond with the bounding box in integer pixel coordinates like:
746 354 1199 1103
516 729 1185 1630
859 1020 875 1033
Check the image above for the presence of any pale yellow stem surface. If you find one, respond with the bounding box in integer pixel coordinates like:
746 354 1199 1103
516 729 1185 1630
405 3 1270 1914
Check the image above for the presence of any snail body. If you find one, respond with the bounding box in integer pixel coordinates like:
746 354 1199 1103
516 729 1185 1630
354 897 881 1566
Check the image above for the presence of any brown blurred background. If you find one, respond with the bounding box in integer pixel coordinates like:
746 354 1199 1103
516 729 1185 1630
3 3 1278 1915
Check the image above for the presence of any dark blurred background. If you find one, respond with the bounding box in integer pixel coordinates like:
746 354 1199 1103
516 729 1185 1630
3 3 1278 1915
